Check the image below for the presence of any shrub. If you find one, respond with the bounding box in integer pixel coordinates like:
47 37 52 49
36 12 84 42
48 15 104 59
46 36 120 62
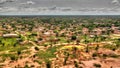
10 55 17 61
79 66 83 68
74 61 79 68
24 64 29 68
43 44 48 47
31 65 35 67
92 52 98 57
93 63 101 68
85 45 89 53
95 45 99 51
17 50 21 55
112 48 116 51
102 54 107 58
45 60 51 68
109 54 119 58
71 35 77 40
34 47 39 51
38 38 43 41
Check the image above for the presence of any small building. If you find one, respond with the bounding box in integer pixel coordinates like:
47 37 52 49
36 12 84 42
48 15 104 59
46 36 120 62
82 27 89 34
3 34 19 38
111 24 120 34
92 28 102 35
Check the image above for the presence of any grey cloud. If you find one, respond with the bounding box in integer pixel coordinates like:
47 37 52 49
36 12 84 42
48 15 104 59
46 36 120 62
111 0 119 5
0 0 6 4
0 0 16 4
6 0 17 2
1 0 120 15
20 1 35 5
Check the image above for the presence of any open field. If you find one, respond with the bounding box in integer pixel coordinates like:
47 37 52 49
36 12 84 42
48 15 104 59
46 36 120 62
0 16 120 68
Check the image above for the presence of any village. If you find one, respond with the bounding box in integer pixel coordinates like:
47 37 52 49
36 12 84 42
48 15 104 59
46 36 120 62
0 17 120 68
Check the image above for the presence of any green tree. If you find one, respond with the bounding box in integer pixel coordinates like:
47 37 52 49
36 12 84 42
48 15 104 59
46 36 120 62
71 35 77 40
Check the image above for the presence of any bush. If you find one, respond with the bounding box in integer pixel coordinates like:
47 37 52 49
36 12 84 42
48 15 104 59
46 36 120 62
34 47 39 51
31 65 35 67
92 52 98 57
24 64 29 68
95 45 99 51
74 61 78 68
38 38 43 41
79 66 83 68
102 54 107 58
85 45 89 53
71 35 77 40
17 50 21 55
109 54 119 58
43 44 48 47
93 63 101 68
10 55 18 61
45 60 51 68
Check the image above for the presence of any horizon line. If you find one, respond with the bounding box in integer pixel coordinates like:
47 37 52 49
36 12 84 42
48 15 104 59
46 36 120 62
1 15 120 17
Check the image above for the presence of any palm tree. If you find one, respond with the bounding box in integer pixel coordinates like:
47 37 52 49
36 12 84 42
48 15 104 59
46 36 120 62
63 51 69 65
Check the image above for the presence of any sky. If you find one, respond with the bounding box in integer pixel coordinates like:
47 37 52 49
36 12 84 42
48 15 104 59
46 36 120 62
0 0 120 15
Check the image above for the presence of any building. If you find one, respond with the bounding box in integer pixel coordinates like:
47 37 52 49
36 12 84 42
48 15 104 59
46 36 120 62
3 34 19 38
82 27 89 34
111 24 120 34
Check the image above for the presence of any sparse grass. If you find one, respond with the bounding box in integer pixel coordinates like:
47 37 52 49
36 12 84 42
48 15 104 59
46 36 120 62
47 46 62 54
0 53 18 61
10 45 28 52
0 43 32 52
36 46 62 61
36 50 55 60
102 44 117 50
34 60 42 64
58 37 67 43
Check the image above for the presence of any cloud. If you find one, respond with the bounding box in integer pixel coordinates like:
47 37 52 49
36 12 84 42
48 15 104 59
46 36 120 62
27 1 35 5
0 0 6 4
0 0 17 4
111 0 120 10
6 0 17 2
20 1 35 5
111 0 119 5
1 0 120 15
